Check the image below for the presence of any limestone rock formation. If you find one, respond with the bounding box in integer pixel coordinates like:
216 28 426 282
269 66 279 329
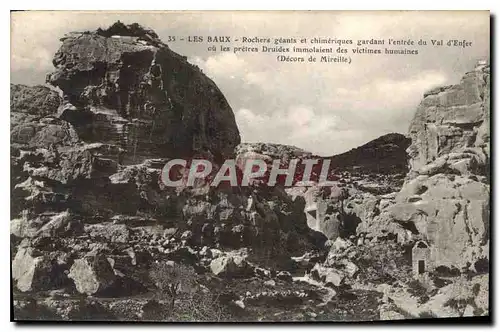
10 84 78 150
355 62 490 270
310 263 345 287
47 21 240 164
11 20 490 322
10 22 321 300
407 62 490 175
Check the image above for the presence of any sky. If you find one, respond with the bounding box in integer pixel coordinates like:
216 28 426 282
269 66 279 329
10 11 490 155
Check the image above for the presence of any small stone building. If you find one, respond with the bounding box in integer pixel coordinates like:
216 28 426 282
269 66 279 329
412 240 431 279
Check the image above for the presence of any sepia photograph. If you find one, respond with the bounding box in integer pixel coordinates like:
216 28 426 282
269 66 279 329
9 10 490 322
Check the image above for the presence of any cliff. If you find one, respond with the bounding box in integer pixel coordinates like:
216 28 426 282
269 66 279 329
47 21 240 164
355 62 490 270
11 23 321 300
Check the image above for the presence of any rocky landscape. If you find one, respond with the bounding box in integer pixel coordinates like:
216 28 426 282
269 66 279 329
11 22 489 322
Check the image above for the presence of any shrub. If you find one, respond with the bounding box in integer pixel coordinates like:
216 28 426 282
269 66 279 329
148 261 233 322
149 261 197 310
444 297 475 313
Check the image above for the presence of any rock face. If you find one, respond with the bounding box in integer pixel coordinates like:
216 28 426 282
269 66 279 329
355 62 490 270
407 62 490 174
11 20 489 322
10 22 320 299
236 136 410 241
47 21 240 164
10 84 61 116
236 135 410 192
10 84 78 149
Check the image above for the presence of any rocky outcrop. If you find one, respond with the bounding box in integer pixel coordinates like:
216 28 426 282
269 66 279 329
407 62 490 175
355 62 490 270
11 21 490 322
327 133 411 178
236 143 312 160
236 135 409 192
10 84 61 116
10 22 320 300
47 21 240 164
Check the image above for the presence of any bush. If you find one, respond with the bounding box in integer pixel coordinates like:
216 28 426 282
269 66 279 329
149 261 197 310
431 275 452 288
148 261 233 322
434 265 460 277
444 297 475 313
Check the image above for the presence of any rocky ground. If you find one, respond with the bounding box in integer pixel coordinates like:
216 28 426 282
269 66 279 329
11 22 489 322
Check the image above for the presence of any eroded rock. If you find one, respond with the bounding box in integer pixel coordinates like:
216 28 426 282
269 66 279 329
12 247 66 292
68 253 117 295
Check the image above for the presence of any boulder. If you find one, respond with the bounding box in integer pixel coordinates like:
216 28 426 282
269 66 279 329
35 211 82 238
264 280 276 287
11 117 79 148
68 254 117 295
12 247 64 292
310 263 345 287
277 271 293 282
210 255 250 278
210 256 236 277
408 63 490 172
339 259 359 278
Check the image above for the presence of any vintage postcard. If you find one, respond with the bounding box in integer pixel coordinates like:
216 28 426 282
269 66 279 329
10 11 490 322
